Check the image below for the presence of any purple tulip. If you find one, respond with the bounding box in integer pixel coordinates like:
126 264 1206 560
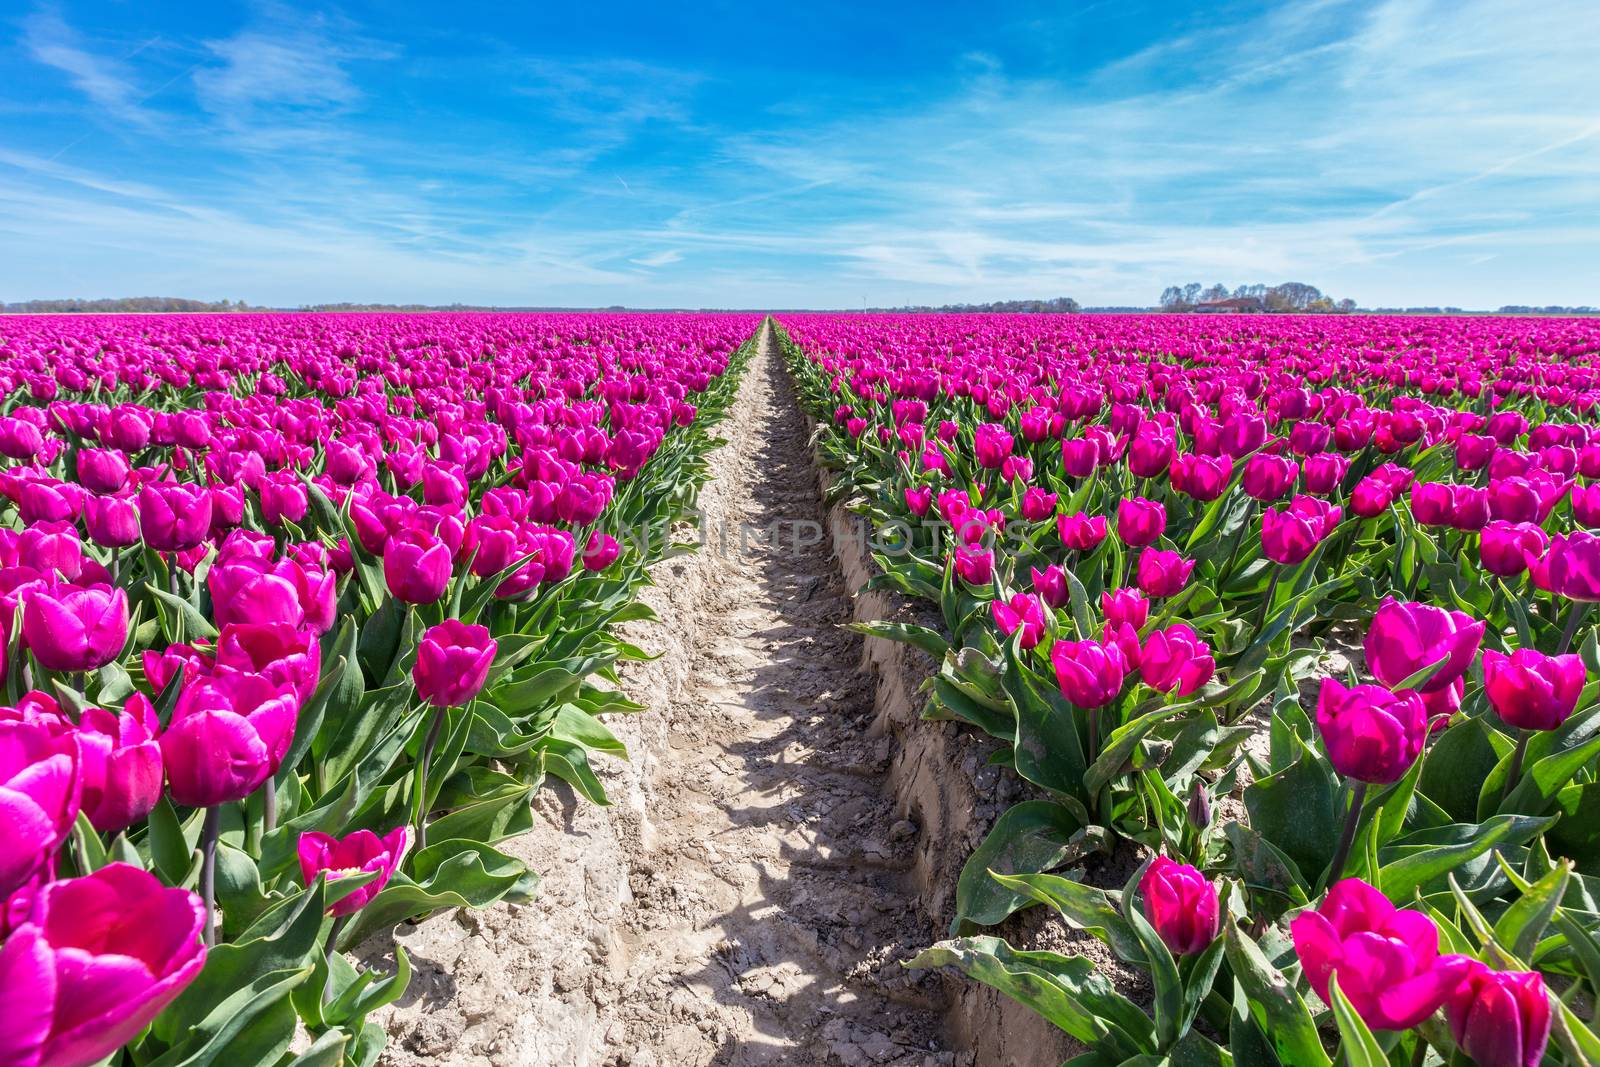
1242 452 1298 502
1291 877 1472 1030
1363 599 1484 694
582 531 620 571
1482 649 1585 732
1546 531 1600 602
952 545 993 586
413 619 497 708
1050 638 1126 709
160 673 299 807
21 584 128 673
1480 521 1548 578
1140 857 1219 956
1031 565 1069 610
1446 962 1552 1067
1315 676 1427 784
298 826 411 916
208 558 306 629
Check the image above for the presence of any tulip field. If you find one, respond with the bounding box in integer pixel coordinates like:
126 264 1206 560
0 312 755 1066
777 312 1600 1066
5 306 1600 1067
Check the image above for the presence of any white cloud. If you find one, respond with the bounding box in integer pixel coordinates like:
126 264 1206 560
22 9 153 126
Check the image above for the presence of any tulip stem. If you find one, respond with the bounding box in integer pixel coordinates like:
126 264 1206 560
263 779 277 835
1558 600 1590 656
1328 781 1368 884
1503 730 1530 802
200 806 222 947
413 709 447 852
323 915 349 1005
1255 569 1281 635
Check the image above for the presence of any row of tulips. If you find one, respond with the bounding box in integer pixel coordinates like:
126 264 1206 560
0 312 757 1067
778 313 1600 1066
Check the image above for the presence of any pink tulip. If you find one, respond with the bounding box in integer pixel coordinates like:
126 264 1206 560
1050 638 1125 708
1030 565 1069 609
991 594 1047 650
160 673 299 807
1482 649 1585 732
0 864 206 1067
583 531 620 571
76 697 163 834
1446 963 1551 1067
952 545 993 586
1242 453 1298 502
137 482 212 552
1101 587 1148 630
384 528 453 604
1546 531 1600 601
1364 599 1484 694
21 585 128 673
298 826 411 916
0 719 80 897
1116 497 1166 547
1480 521 1547 578
1136 550 1193 598
1140 857 1219 956
1291 878 1472 1030
413 619 497 708
1139 625 1215 696
1057 512 1107 552
1315 676 1427 784
214 623 322 706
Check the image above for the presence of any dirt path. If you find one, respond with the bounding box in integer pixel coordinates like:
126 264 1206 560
602 323 949 1066
370 323 955 1067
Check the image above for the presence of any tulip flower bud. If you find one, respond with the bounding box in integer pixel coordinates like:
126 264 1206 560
1446 963 1552 1067
1480 520 1547 578
952 545 993 586
1140 857 1219 956
1187 780 1211 830
137 482 212 552
413 619 497 708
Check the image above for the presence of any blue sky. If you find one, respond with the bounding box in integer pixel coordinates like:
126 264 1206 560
2 0 1597 309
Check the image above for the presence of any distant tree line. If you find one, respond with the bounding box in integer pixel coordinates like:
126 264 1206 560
0 297 263 313
863 296 1081 314
1496 305 1598 315
1158 282 1356 313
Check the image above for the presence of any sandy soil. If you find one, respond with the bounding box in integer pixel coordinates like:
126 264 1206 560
368 325 959 1066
